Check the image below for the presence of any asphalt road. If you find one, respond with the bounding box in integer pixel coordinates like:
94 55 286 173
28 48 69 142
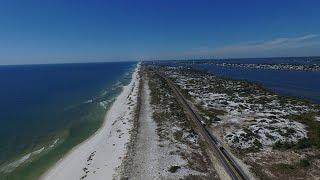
156 72 249 180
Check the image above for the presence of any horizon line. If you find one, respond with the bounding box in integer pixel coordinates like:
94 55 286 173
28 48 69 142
1 55 319 66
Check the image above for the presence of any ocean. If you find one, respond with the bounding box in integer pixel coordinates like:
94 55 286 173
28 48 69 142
0 61 136 179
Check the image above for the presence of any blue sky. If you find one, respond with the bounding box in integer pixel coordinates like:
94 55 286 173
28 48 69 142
0 0 319 65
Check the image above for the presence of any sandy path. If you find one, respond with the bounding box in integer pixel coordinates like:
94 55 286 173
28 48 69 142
129 77 160 179
40 64 140 180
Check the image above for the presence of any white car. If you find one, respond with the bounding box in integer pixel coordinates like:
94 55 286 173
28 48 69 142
200 120 206 126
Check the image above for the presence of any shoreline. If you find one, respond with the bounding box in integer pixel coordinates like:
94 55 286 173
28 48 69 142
158 64 320 179
40 63 140 180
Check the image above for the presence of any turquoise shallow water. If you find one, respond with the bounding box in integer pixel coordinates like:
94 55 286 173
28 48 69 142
0 61 136 179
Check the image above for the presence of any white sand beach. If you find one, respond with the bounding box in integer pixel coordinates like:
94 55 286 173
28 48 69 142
41 63 140 180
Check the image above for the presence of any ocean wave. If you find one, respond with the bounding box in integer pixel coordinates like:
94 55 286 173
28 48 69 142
99 90 108 97
99 99 114 109
83 99 93 104
49 138 59 148
0 138 59 173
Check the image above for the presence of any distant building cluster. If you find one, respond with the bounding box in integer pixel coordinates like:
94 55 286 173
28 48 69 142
210 63 320 72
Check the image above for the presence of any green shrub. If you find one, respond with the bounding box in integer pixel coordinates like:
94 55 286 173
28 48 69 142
299 159 310 167
290 112 320 148
272 138 311 150
168 165 181 173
